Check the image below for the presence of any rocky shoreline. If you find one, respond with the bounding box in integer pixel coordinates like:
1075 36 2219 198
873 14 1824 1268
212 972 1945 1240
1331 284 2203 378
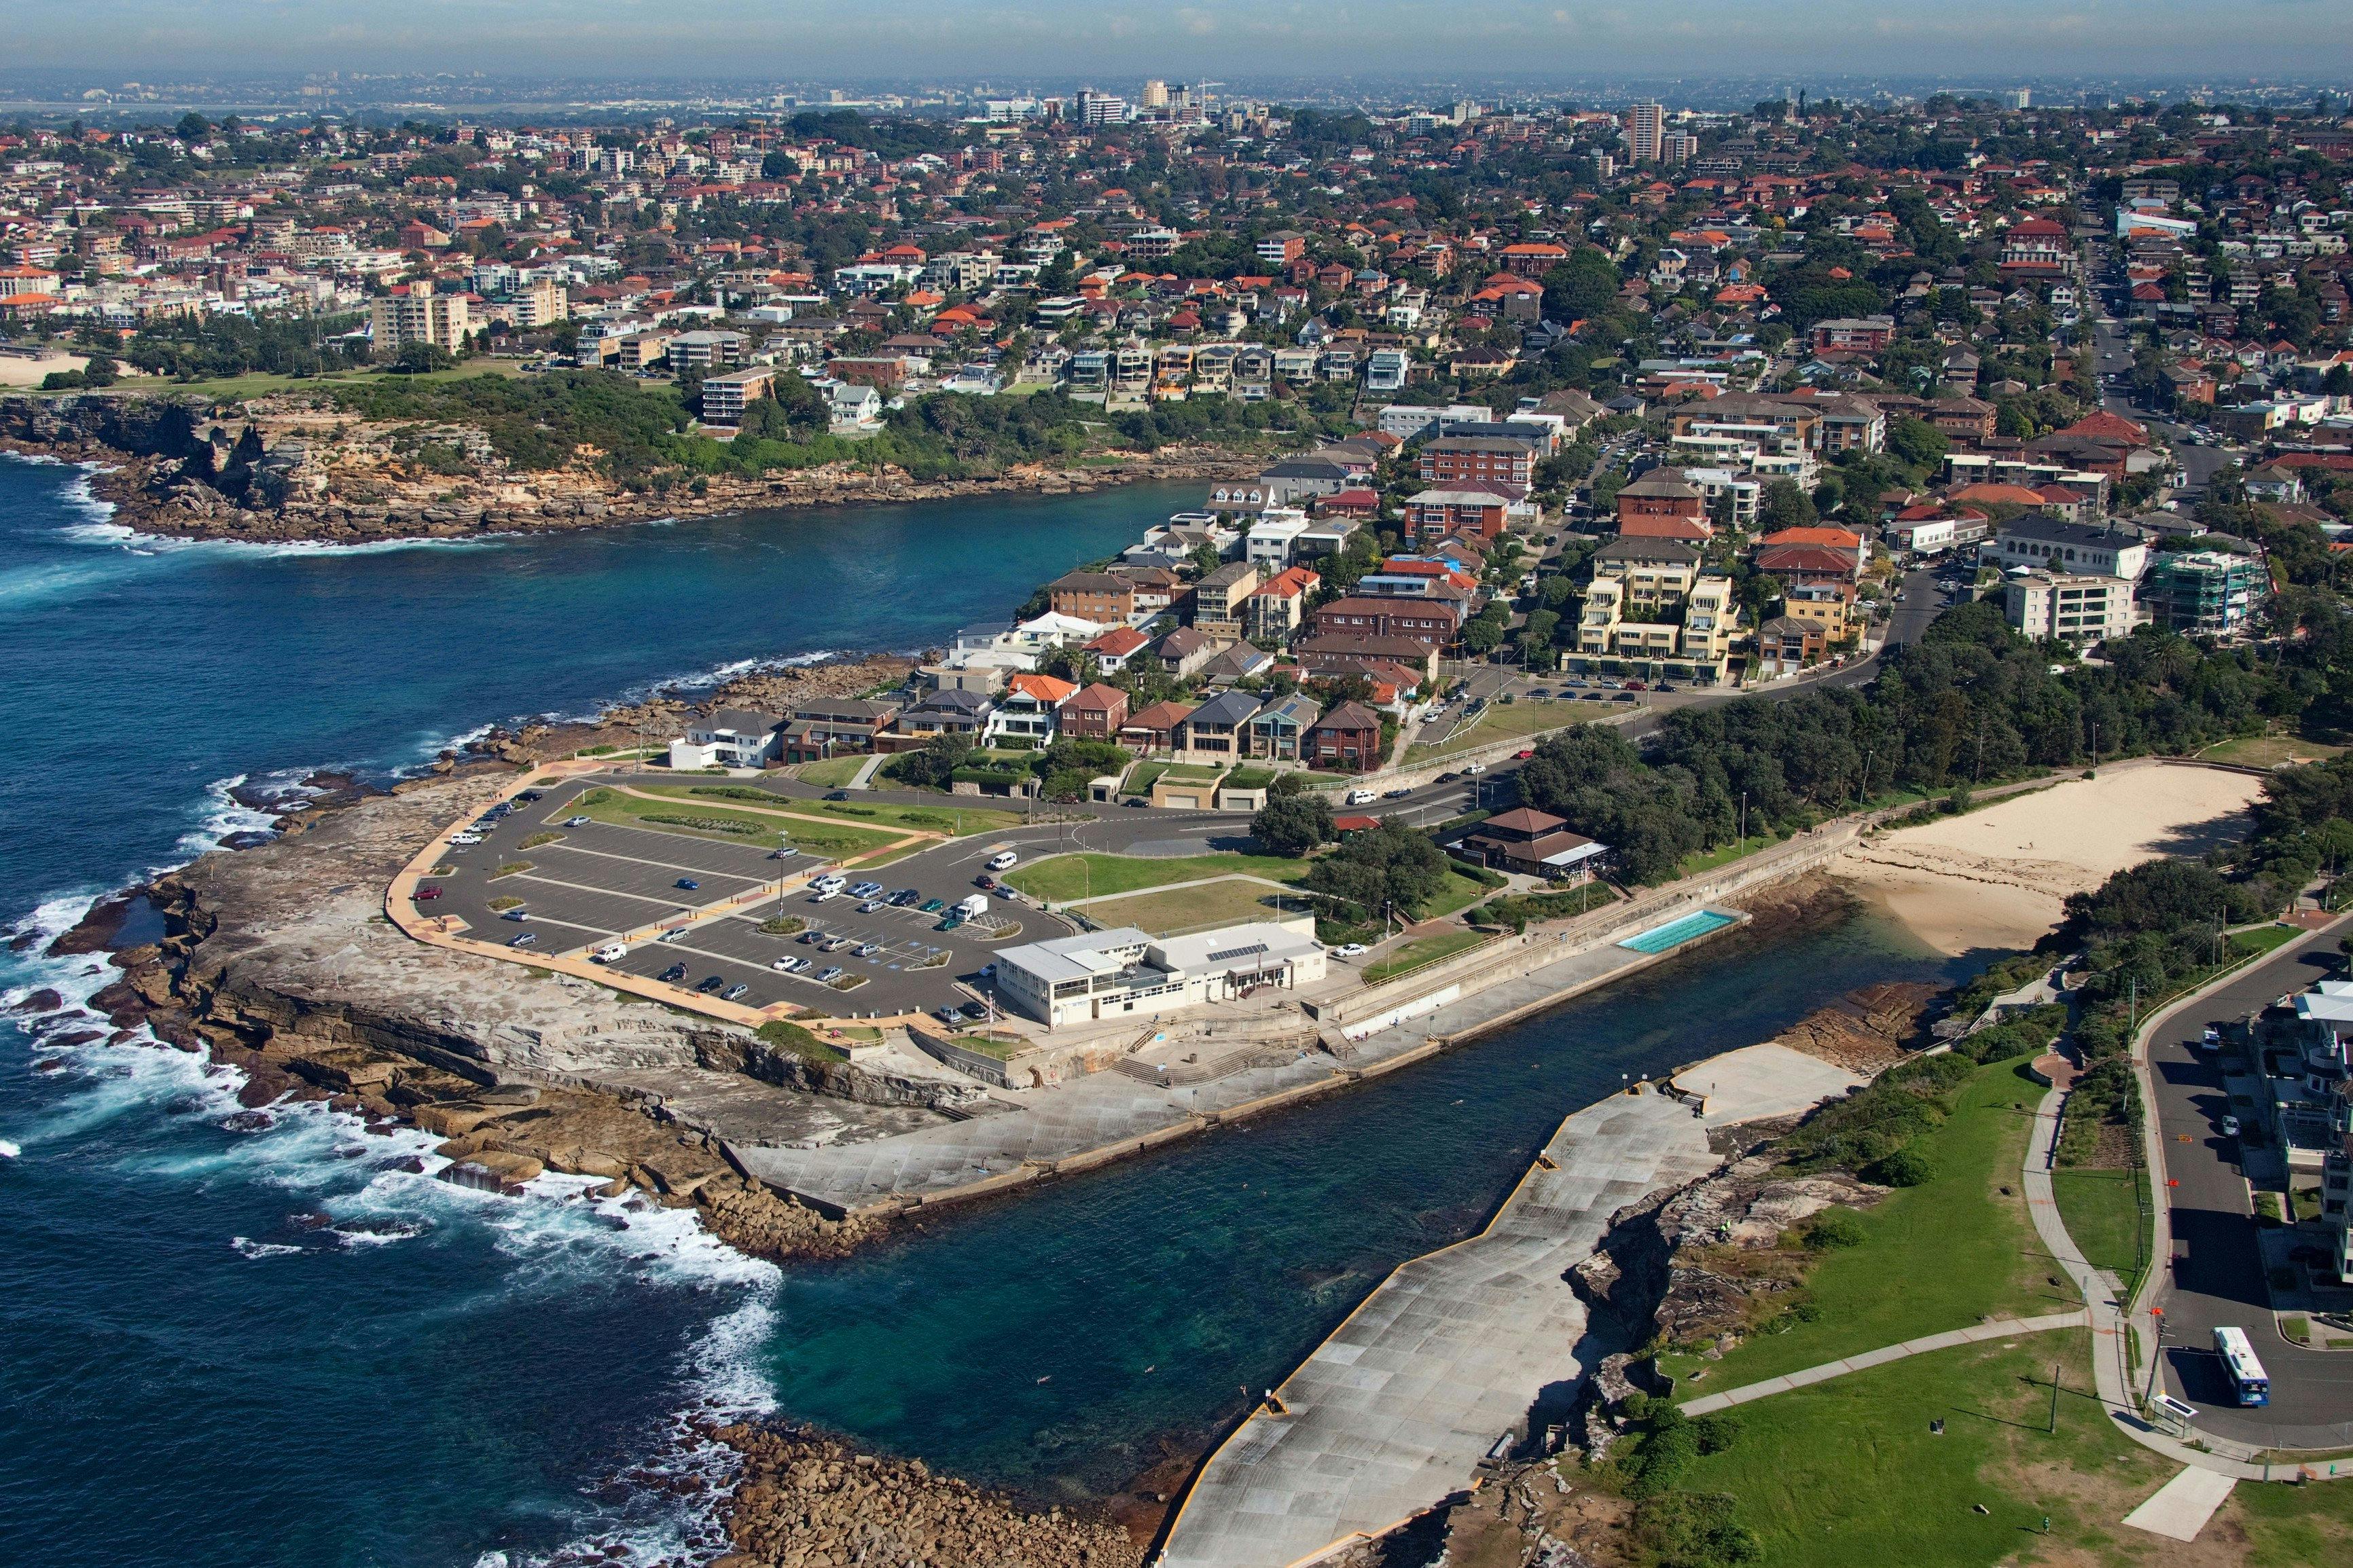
1 390 1260 546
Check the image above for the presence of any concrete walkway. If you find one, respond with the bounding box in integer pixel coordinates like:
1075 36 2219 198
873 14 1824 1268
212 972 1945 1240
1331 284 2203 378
1157 1046 1854 1568
1159 1092 1721 1568
2122 1465 2238 1542
1678 1311 2091 1416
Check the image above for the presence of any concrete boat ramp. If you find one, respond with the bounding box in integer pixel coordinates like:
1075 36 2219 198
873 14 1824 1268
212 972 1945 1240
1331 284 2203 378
1156 1043 1863 1568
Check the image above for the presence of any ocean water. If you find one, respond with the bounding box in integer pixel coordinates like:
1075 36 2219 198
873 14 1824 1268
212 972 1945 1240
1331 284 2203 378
0 454 1968 1566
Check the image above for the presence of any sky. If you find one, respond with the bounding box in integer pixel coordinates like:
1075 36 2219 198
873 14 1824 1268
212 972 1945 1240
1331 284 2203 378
7 0 2351 85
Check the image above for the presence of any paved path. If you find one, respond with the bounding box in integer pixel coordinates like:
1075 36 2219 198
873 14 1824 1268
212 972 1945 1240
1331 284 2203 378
1158 1046 1852 1568
1677 1311 2091 1416
2122 1465 2238 1542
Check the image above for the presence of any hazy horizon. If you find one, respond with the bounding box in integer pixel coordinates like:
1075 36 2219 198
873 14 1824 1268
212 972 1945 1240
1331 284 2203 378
7 1 2350 87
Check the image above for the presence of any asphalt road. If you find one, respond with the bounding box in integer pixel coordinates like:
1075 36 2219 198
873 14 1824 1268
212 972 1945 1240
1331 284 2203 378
2083 250 2238 496
2146 928 2353 1448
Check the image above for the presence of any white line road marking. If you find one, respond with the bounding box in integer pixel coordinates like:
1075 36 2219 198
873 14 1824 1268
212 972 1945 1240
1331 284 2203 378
511 871 708 911
541 837 791 879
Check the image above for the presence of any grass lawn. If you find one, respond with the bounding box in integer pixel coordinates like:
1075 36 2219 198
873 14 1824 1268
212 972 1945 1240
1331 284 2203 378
649 784 1018 838
1076 877 1312 936
1402 698 1584 766
2049 1169 2153 1296
578 789 903 858
2229 1464 2353 1565
1009 852 1313 902
1362 929 1491 984
2199 733 2348 769
1672 1335 2177 1568
1126 761 1171 795
1409 866 1500 922
1672 827 1787 880
65 362 534 402
1660 1055 2058 1391
790 756 867 788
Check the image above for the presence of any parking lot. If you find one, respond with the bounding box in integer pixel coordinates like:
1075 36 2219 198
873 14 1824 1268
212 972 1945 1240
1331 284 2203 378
410 774 1051 1020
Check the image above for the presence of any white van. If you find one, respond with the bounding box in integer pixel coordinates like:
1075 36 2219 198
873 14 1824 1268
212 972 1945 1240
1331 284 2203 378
986 850 1020 872
593 943 628 964
1344 789 1377 806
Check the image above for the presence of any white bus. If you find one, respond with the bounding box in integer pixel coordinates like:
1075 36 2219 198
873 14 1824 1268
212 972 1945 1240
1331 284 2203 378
2213 1326 2270 1406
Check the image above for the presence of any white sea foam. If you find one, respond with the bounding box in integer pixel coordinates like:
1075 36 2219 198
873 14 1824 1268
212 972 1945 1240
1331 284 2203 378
0 1139 19 1159
230 1237 304 1259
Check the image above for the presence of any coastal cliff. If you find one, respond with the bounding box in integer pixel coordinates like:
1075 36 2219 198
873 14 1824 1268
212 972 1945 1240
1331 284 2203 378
1 389 1257 545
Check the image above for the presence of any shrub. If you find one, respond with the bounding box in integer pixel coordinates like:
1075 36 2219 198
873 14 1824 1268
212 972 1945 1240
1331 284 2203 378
1628 1491 1760 1568
1799 1208 1866 1250
1867 1146 1935 1187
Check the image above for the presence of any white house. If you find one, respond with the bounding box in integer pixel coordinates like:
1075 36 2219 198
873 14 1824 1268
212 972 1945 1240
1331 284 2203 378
667 708 783 769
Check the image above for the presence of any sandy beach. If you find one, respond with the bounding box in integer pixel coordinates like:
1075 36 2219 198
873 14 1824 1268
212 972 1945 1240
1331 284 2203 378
1836 761 2269 955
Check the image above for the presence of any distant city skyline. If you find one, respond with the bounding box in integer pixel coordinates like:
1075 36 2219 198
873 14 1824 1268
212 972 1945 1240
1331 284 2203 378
10 1 2352 84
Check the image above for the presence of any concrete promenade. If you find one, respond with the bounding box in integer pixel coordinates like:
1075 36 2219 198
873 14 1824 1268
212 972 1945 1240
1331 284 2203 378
1156 1046 1856 1568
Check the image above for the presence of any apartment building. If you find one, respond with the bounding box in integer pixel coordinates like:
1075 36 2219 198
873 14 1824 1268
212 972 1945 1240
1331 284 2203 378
2002 570 2138 645
369 279 471 353
1190 562 1261 636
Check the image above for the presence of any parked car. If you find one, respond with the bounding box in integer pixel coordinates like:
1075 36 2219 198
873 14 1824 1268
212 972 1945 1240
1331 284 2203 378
1383 787 1413 799
696 974 726 993
500 908 529 922
854 943 881 958
1515 749 1536 760
721 983 749 1002
824 790 852 802
768 848 795 860
1623 680 1648 691
960 1002 992 1023
414 886 442 901
771 956 806 973
1329 943 1368 959
1615 692 1638 703
812 875 848 894
659 927 688 942
507 933 537 949
888 889 922 907
564 816 592 828
594 943 628 964
675 877 700 890
1527 689 1551 699
800 928 827 945
935 914 964 932
848 881 884 898
975 873 999 891
658 963 688 983
857 899 886 913
808 888 838 902
1435 772 1459 784
920 898 948 915
1345 789 1377 805
816 966 845 984
820 935 851 953
1462 762 1488 776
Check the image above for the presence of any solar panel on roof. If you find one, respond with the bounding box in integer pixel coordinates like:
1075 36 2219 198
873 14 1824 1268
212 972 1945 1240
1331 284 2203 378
1207 943 1270 964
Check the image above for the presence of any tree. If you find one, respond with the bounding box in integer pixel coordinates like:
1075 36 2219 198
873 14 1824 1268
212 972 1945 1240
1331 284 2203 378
1252 792 1335 857
883 731 972 790
1541 248 1623 323
80 354 119 387
1302 819 1448 919
391 341 452 375
1885 416 1949 471
1760 479 1817 531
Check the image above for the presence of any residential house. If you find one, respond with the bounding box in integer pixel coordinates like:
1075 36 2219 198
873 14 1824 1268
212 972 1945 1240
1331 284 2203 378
1755 615 1826 675
1249 693 1321 761
666 708 783 769
985 674 1079 744
1119 699 1198 753
1062 682 1131 742
888 688 994 746
1589 536 1704 613
1293 634 1441 687
780 698 901 762
1196 642 1277 686
1306 700 1386 772
1155 626 1223 678
1990 517 2151 581
1181 690 1265 757
1083 625 1153 672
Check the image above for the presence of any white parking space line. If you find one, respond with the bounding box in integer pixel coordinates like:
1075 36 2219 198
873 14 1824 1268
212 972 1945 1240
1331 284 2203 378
510 871 703 912
540 839 784 881
508 913 619 941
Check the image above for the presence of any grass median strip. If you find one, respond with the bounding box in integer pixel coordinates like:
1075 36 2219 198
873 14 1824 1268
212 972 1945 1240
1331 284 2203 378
648 784 1017 838
1009 852 1314 903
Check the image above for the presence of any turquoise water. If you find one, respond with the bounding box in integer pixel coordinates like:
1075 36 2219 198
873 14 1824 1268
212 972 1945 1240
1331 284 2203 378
0 453 1972 1565
1618 909 1741 953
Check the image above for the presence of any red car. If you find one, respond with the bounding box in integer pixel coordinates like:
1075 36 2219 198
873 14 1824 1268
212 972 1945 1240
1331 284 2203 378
415 886 443 901
1514 749 1536 760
